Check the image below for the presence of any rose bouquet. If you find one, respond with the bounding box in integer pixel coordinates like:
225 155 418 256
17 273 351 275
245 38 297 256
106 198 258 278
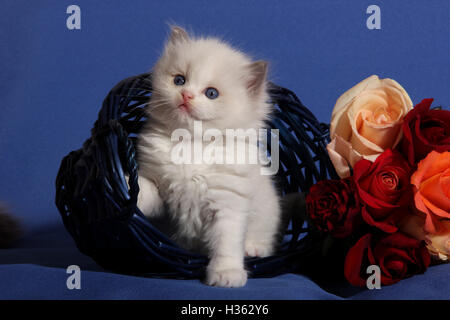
306 75 449 287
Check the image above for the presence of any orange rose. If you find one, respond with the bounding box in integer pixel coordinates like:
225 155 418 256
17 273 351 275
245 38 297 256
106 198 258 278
411 151 450 234
327 75 412 178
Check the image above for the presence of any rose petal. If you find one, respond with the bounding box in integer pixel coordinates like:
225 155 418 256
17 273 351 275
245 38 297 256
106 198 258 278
379 232 422 248
327 136 363 178
358 112 402 150
344 234 372 287
421 196 450 219
411 151 450 233
412 152 450 186
361 206 398 233
420 170 450 212
348 86 409 154
425 220 450 260
401 99 434 164
402 98 450 164
398 212 427 241
414 191 440 234
331 75 382 138
381 78 413 112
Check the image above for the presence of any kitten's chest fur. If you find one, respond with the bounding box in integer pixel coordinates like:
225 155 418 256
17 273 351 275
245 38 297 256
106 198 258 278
137 124 256 250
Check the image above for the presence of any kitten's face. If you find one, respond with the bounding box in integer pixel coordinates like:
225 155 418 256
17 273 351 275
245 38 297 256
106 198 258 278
150 27 269 130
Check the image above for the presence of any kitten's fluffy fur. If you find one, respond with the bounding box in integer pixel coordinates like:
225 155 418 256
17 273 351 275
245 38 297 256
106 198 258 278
136 27 281 287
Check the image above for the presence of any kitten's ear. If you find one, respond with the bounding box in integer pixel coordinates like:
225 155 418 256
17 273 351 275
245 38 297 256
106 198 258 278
169 26 189 44
246 61 268 96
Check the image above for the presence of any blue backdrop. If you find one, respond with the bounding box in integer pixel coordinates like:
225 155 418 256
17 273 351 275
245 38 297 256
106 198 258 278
1 0 449 230
0 1 449 300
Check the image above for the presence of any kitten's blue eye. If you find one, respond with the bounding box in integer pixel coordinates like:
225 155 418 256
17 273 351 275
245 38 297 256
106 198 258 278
205 87 219 99
174 75 185 86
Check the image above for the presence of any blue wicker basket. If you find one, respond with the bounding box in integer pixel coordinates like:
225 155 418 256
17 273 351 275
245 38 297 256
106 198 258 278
55 73 338 278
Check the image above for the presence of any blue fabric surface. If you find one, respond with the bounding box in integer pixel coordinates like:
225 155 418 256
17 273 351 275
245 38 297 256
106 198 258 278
0 222 449 299
1 0 449 299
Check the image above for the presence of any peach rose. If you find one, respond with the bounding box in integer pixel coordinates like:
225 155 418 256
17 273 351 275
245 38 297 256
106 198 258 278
426 223 450 261
400 213 450 261
411 151 450 234
327 75 413 178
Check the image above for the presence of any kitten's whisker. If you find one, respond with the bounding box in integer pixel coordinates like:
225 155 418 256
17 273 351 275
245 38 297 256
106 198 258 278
148 99 170 106
147 102 171 111
124 88 152 93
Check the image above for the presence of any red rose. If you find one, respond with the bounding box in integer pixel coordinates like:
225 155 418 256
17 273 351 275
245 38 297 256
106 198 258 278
353 149 412 233
306 178 361 238
401 98 450 165
344 232 430 286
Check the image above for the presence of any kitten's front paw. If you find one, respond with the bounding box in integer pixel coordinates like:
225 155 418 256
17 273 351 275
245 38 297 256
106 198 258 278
245 242 273 258
205 268 247 288
135 176 163 217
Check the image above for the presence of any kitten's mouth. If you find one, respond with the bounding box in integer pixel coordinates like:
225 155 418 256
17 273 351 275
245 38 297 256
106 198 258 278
177 102 201 121
178 102 191 112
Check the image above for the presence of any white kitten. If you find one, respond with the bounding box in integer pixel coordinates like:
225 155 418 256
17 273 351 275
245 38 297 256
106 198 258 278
136 26 281 287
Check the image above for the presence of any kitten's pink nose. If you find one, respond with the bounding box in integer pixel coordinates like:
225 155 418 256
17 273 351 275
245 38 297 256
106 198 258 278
181 90 194 102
